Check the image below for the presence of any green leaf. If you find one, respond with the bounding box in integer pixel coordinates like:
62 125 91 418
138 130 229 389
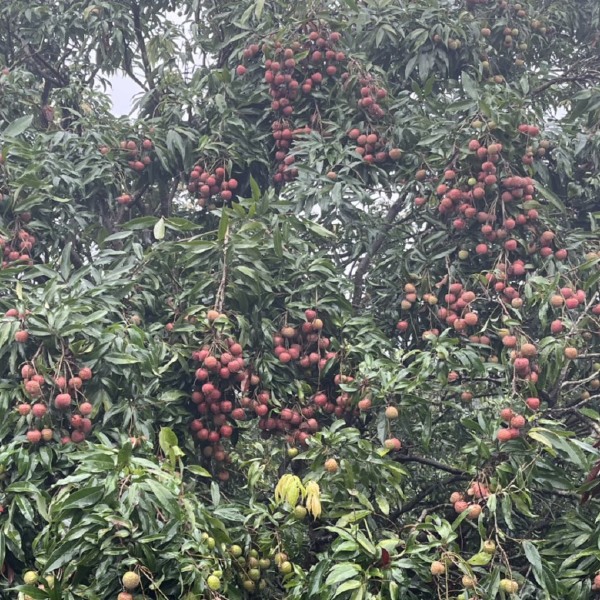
159 427 179 455
536 183 565 212
153 217 166 240
376 495 390 516
333 579 362 596
218 210 229 243
117 442 133 471
187 465 212 478
468 552 492 566
325 563 362 586
3 115 33 137
249 175 261 202
523 540 547 590
55 486 104 513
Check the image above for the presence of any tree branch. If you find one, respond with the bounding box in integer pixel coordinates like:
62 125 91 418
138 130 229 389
131 1 154 89
390 473 469 519
351 195 409 309
392 454 469 476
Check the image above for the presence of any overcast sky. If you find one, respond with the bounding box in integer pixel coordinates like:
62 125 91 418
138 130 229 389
108 10 187 116
109 72 142 116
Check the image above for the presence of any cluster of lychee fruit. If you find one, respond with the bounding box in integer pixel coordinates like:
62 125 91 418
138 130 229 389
187 163 239 208
346 128 402 165
5 307 31 344
271 121 304 184
355 74 388 119
16 360 94 445
549 287 587 311
236 29 347 184
190 327 256 481
395 282 482 337
500 334 541 381
416 131 571 266
496 401 538 442
100 137 155 174
273 309 335 370
229 545 278 593
449 481 490 519
435 283 480 333
0 228 36 268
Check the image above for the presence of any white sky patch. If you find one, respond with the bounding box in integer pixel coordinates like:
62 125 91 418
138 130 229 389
108 71 143 116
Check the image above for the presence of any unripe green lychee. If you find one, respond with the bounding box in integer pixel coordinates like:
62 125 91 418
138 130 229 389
23 571 38 585
207 574 221 590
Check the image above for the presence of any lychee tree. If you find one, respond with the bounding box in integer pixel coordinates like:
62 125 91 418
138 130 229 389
0 0 600 598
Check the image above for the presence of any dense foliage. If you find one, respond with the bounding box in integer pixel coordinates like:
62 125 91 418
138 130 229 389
1 0 600 598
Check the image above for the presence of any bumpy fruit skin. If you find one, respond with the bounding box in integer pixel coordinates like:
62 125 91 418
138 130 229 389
117 594 134 600
430 560 445 576
500 578 519 593
293 505 307 519
385 406 399 419
384 437 402 451
14 330 29 343
324 458 339 473
23 570 38 585
230 544 243 557
26 430 42 444
279 561 293 575
207 574 221 590
79 367 93 380
122 571 140 590
483 540 496 554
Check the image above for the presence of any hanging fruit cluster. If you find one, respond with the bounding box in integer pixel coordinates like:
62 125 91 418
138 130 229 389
273 309 335 371
0 228 35 268
449 481 491 520
267 309 362 446
114 137 155 173
473 0 549 73
415 127 571 269
189 321 259 481
237 27 348 183
355 74 388 119
15 357 95 445
186 163 239 209
495 400 539 442
346 128 402 165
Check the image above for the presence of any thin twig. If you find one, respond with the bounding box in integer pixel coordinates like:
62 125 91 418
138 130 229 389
215 225 231 314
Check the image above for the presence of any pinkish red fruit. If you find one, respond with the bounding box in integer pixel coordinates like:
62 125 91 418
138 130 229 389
27 430 42 443
54 393 72 410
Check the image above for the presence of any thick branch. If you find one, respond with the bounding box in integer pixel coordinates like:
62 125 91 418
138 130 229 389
531 70 600 97
351 195 408 309
131 2 154 90
390 473 469 519
15 32 69 86
392 454 469 476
